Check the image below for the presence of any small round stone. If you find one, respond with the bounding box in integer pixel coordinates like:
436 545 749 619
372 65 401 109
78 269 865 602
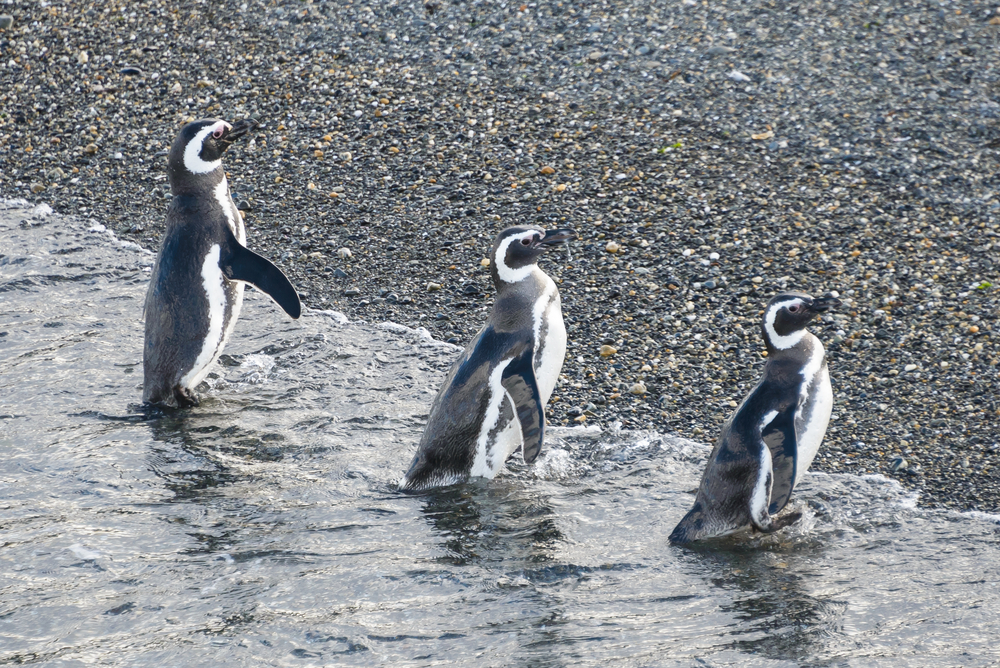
336 247 352 259
599 345 617 357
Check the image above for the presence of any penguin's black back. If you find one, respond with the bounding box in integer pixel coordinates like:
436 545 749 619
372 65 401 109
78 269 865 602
401 277 542 489
142 195 241 404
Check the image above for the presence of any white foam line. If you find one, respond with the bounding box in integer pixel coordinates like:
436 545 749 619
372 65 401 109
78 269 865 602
87 222 154 256
308 308 350 325
0 197 31 209
31 203 53 218
548 425 603 436
379 321 462 350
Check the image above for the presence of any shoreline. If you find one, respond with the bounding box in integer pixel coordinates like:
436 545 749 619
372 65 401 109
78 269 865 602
1 0 998 510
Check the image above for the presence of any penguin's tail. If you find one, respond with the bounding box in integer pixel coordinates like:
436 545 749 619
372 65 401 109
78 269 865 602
669 501 708 544
398 452 427 492
397 451 466 492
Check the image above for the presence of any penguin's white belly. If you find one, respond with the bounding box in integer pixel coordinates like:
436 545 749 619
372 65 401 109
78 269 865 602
533 290 566 405
471 396 522 478
793 363 832 487
179 245 244 390
469 359 524 478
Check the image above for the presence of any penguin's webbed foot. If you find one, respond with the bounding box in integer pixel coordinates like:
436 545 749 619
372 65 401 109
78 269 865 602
755 511 802 534
173 385 200 408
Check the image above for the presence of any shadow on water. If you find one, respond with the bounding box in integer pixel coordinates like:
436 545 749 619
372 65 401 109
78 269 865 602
680 536 846 667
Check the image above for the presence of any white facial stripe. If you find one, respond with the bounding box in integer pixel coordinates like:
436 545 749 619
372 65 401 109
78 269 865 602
750 438 773 522
494 230 541 283
180 245 227 389
182 121 229 174
764 298 807 350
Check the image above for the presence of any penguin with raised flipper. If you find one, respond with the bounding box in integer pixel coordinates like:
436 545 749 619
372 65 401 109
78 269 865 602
670 291 840 544
143 118 301 408
399 226 577 491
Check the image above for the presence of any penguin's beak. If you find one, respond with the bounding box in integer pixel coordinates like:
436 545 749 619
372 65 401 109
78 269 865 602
536 228 577 248
809 293 841 313
219 118 258 147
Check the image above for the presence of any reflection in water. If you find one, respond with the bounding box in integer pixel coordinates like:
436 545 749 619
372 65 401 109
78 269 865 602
419 481 578 668
419 479 563 567
143 408 301 564
682 535 846 665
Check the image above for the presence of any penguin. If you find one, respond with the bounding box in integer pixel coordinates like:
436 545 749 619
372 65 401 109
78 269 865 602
143 118 301 408
399 226 577 491
669 291 841 544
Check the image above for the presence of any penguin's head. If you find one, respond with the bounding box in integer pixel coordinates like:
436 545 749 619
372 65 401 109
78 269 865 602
490 226 577 285
168 118 257 186
761 291 841 351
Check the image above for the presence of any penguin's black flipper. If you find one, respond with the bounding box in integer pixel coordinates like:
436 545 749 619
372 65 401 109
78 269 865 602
501 344 545 464
220 229 302 319
762 402 798 515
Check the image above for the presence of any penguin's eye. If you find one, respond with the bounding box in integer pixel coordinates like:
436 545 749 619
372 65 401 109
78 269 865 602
788 304 800 313
521 237 532 246
212 127 224 139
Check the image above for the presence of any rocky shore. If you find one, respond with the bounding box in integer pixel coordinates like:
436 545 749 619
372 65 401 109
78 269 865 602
2 0 999 510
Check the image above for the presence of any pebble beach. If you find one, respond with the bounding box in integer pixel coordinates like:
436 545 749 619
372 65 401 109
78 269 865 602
1 0 999 511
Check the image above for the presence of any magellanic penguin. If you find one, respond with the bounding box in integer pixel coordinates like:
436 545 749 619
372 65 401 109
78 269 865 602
399 226 577 491
143 118 301 408
669 292 841 544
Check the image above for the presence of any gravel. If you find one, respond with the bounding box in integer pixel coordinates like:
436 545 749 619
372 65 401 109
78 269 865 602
2 0 999 511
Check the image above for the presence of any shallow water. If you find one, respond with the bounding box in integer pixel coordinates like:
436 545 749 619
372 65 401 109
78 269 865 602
2 201 999 667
